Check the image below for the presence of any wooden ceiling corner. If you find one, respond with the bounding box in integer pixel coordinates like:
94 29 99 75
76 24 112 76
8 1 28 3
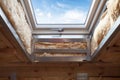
0 15 29 63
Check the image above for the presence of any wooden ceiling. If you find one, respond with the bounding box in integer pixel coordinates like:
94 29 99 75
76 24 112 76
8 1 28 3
0 15 120 80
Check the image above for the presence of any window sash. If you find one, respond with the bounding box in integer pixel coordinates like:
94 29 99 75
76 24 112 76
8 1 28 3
21 0 106 34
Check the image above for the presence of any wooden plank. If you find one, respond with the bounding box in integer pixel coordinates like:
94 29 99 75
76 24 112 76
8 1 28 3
0 78 9 80
0 62 119 77
0 12 29 62
89 77 120 80
0 77 120 80
95 46 120 63
0 67 119 77
108 46 120 52
0 61 120 67
107 31 120 47
0 48 20 62
0 31 13 48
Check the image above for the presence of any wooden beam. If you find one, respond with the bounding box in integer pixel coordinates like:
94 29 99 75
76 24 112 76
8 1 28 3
0 66 119 77
0 61 120 68
0 62 120 67
0 62 119 77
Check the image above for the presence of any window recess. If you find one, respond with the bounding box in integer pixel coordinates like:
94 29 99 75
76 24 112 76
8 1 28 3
21 0 107 34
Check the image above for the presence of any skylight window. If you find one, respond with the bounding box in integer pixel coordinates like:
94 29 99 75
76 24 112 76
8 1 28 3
22 0 106 34
31 0 92 25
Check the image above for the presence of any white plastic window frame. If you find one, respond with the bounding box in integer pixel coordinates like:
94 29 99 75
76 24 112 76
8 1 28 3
21 0 107 35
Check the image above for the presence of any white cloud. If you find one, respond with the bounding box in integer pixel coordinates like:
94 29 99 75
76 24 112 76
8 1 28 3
64 10 85 20
56 2 68 8
35 8 87 24
36 9 40 12
62 10 87 23
37 12 44 17
47 12 52 18
35 9 44 17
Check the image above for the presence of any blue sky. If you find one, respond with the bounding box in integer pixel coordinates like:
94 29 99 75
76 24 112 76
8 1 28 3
31 0 92 24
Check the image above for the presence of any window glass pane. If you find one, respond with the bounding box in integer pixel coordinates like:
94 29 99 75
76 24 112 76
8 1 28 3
31 0 92 25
